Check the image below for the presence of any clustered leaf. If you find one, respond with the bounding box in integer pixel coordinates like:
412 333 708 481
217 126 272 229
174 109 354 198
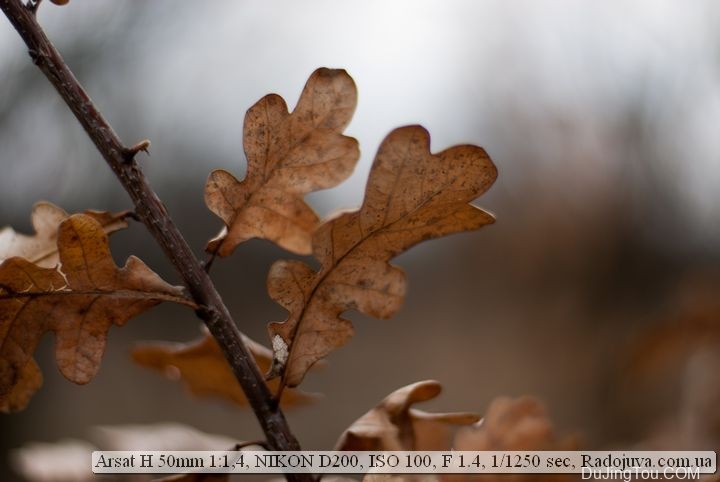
204 67 359 256
132 328 317 408
267 125 497 387
4 67 513 482
0 211 192 412
336 383 576 482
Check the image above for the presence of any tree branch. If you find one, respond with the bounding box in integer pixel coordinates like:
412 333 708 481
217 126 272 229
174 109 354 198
0 2 309 478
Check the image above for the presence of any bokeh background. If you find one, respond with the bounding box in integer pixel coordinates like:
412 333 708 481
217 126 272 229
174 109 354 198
2 0 720 480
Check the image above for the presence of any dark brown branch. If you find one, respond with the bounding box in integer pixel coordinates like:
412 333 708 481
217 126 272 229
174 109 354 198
0 2 309 478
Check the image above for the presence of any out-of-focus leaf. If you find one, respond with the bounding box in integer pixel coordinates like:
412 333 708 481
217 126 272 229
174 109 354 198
447 396 577 482
132 328 318 408
11 424 245 482
0 201 129 267
11 439 96 482
454 396 574 451
93 423 238 451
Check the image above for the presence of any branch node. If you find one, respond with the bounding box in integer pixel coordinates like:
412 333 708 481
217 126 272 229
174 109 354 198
121 210 142 223
122 139 151 162
27 47 47 65
195 304 219 323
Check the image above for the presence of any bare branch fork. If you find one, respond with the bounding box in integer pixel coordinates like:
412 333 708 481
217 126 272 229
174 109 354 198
0 1 310 477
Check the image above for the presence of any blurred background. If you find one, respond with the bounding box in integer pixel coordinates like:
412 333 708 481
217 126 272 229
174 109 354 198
2 0 720 480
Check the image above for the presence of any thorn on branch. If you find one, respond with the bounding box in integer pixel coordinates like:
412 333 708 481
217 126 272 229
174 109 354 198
122 139 151 162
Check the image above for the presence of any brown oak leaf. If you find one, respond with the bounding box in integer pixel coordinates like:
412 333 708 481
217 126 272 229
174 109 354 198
267 125 497 387
132 328 317 408
0 214 192 412
335 380 479 451
0 201 130 267
204 67 359 256
454 396 575 451
0 203 130 412
627 310 720 381
447 396 577 482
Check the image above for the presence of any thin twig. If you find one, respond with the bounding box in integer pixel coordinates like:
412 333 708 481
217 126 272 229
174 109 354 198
0 2 310 480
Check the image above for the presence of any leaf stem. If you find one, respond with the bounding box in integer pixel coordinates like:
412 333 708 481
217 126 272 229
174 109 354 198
0 2 310 479
202 246 219 274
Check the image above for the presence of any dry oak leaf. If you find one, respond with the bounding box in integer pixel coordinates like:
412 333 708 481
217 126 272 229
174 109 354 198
267 125 497 386
454 396 575 451
0 214 191 412
335 380 479 451
0 203 129 412
205 67 359 256
448 397 578 482
132 327 317 408
0 201 129 268
627 310 720 381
